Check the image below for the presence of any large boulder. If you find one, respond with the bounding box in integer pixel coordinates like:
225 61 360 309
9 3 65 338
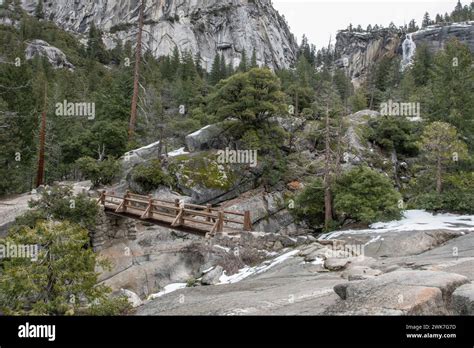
201 266 224 286
25 40 74 70
168 151 256 205
324 258 350 271
452 282 474 315
120 289 143 308
185 124 226 152
328 270 469 315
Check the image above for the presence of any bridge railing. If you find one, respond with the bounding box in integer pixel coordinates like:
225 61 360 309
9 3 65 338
97 191 252 234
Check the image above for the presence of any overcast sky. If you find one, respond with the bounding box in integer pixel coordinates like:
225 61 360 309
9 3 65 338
272 0 460 48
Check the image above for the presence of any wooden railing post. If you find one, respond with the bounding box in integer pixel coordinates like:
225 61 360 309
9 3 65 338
141 195 153 219
98 190 106 205
243 211 252 232
124 191 130 213
147 195 153 219
174 199 180 217
206 204 212 222
217 210 224 233
172 199 185 227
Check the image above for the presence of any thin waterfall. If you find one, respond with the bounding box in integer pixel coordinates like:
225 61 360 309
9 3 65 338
401 34 416 71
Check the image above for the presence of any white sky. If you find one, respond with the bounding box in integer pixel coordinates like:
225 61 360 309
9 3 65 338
272 0 460 48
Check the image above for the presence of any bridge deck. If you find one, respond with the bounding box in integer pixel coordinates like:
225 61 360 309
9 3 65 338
97 191 252 236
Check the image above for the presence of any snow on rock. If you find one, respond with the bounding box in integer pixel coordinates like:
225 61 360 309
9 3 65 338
147 283 187 300
167 147 189 157
322 210 474 240
218 249 300 284
120 289 143 308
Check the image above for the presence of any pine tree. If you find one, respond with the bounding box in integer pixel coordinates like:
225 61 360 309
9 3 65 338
209 53 221 85
35 0 44 20
238 49 248 72
408 19 418 33
422 12 431 27
453 0 464 21
219 53 227 80
411 43 433 86
86 23 110 64
250 48 258 68
170 46 180 77
419 122 468 193
194 52 204 78
428 39 474 150
0 220 130 315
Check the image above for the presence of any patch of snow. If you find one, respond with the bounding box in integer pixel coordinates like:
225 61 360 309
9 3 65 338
188 125 212 137
147 283 187 300
167 147 189 157
321 210 474 240
259 250 279 257
202 266 215 274
407 116 423 122
213 245 231 253
218 249 300 284
365 235 382 246
311 258 325 265
125 140 160 155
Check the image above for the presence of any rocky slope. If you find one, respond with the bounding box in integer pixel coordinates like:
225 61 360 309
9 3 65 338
135 212 474 315
20 0 298 70
335 21 474 86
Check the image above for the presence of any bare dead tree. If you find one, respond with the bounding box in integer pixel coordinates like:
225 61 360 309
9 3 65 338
97 144 106 161
36 82 47 187
128 0 145 142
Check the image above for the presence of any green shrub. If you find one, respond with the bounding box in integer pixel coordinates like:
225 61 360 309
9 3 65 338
0 221 130 316
131 159 173 193
407 172 474 214
13 185 98 230
76 156 120 187
334 167 402 224
292 167 402 229
291 178 325 228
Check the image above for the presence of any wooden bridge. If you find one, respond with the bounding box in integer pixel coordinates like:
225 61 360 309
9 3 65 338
97 191 252 236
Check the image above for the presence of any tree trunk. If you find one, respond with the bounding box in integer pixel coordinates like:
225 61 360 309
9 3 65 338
324 101 333 229
128 0 145 142
436 157 443 194
36 82 47 187
391 149 401 189
295 89 299 117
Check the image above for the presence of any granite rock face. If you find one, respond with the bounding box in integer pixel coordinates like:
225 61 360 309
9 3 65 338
25 40 75 70
335 22 474 86
20 0 298 71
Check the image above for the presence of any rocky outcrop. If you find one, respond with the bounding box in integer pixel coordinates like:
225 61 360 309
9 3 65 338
452 282 474 315
328 270 469 315
412 21 474 53
201 266 224 285
25 40 75 70
20 0 298 71
185 124 228 152
335 22 474 85
335 28 402 87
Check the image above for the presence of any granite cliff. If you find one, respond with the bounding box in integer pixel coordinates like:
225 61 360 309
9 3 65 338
20 0 298 70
